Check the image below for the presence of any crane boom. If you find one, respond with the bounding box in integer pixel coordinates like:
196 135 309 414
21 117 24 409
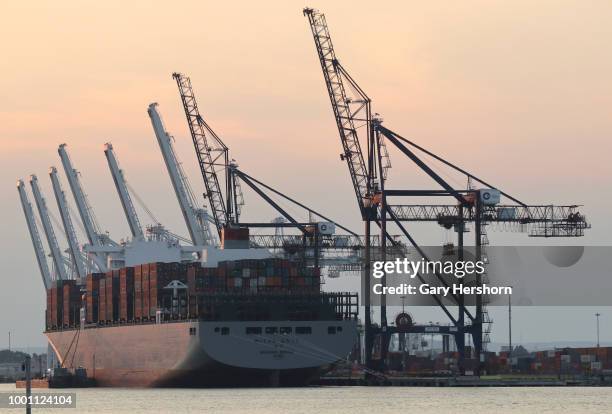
49 166 87 279
29 174 69 280
58 143 110 272
172 73 229 233
104 143 144 240
147 103 212 247
58 144 103 246
304 8 372 218
17 179 53 289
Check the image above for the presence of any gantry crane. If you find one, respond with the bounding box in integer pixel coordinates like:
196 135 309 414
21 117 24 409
304 7 393 369
172 73 244 234
171 74 389 281
49 167 87 279
304 7 589 374
29 175 69 281
17 179 53 289
104 143 145 240
148 103 215 247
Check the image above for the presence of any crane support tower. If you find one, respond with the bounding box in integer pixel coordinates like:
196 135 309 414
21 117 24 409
304 7 589 375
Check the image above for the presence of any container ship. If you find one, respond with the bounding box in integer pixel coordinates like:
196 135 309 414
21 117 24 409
18 74 360 387
45 231 358 387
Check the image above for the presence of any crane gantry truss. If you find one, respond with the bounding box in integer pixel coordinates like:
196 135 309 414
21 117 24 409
304 7 590 374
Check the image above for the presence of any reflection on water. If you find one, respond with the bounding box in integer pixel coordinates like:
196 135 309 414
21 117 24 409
1 384 611 414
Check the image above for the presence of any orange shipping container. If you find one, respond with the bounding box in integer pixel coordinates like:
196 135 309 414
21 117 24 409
142 265 150 321
62 281 79 327
98 278 106 324
134 265 142 321
86 273 103 324
119 267 135 322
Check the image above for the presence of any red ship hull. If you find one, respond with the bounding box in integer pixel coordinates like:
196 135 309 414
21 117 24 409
46 319 356 387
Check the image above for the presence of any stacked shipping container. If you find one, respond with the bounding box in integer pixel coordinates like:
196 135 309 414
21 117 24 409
86 273 103 324
142 265 149 321
98 277 106 324
221 259 319 293
47 258 322 328
119 267 135 322
62 280 80 327
134 265 143 321
46 279 82 329
148 262 188 320
105 271 120 323
48 280 63 329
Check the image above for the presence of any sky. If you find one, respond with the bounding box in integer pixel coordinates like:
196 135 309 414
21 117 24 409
0 0 611 350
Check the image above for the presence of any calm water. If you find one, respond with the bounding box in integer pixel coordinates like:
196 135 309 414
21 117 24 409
1 384 611 413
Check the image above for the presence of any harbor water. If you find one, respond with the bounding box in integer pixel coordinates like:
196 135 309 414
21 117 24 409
1 384 611 413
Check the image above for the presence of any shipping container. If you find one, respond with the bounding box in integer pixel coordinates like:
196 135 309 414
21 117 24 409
148 263 158 318
119 267 135 322
98 278 106 324
146 262 188 318
142 264 150 321
134 265 142 321
221 226 249 248
86 273 103 324
46 258 324 328
49 281 64 329
105 271 120 323
62 281 80 327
